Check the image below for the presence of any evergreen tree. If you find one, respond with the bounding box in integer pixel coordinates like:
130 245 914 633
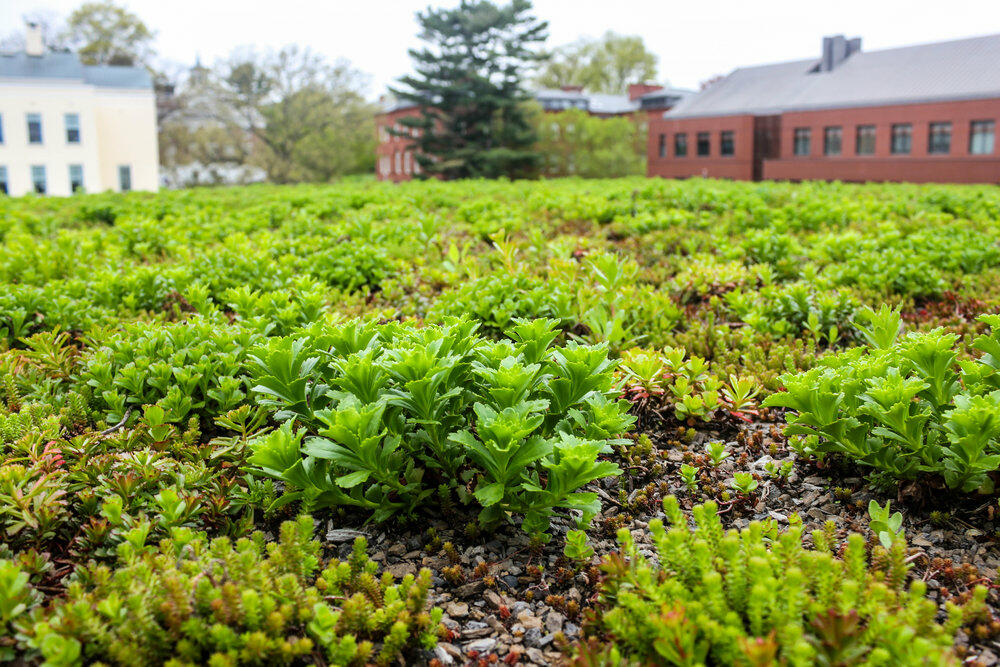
392 0 548 180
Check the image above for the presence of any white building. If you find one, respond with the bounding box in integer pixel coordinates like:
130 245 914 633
0 24 159 196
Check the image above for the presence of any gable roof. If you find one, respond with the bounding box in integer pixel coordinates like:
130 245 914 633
666 33 1000 119
0 51 152 90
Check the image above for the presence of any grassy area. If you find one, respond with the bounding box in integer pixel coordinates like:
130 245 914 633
2 178 999 665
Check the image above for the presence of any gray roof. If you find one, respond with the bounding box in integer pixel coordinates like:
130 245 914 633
0 51 152 90
666 33 1000 119
383 86 692 115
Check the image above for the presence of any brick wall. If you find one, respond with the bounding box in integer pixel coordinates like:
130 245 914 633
647 115 756 180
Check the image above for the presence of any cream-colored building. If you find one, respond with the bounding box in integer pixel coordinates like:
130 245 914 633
0 25 158 196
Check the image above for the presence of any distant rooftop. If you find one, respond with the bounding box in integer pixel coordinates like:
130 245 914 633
666 33 1000 119
382 84 693 115
0 51 152 90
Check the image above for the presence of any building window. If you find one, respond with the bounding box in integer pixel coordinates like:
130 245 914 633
969 120 995 155
403 151 411 175
27 113 43 144
0 114 4 144
69 164 84 192
793 127 811 156
696 132 710 156
928 122 951 154
394 151 401 174
824 126 842 155
31 165 46 194
118 165 132 192
674 133 687 157
65 113 81 144
855 125 876 155
890 123 912 155
658 133 666 158
720 131 734 156
0 166 7 195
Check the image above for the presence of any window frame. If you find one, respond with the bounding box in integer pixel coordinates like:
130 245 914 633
969 120 995 155
793 127 811 156
674 133 688 157
823 126 842 156
696 131 710 157
928 122 951 155
65 113 81 144
118 164 132 192
890 123 912 155
0 114 4 144
0 166 7 195
719 130 735 157
27 113 43 144
31 164 47 194
69 164 84 192
658 133 667 158
855 125 876 156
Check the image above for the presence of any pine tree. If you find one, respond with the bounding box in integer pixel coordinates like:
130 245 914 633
392 0 548 180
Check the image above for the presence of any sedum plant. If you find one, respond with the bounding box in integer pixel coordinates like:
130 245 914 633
247 317 633 534
764 310 1000 492
15 515 441 666
577 496 987 666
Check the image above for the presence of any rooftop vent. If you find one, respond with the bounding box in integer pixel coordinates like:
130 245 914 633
818 34 861 72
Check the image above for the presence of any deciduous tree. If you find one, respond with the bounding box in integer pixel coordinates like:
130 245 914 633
62 1 154 67
536 32 658 93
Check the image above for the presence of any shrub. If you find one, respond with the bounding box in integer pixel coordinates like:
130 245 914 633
577 496 987 666
247 317 633 534
764 309 1000 492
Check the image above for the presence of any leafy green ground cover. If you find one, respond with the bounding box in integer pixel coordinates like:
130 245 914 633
2 178 1000 664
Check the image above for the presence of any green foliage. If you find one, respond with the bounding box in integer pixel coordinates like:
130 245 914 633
531 107 646 178
247 317 632 533
764 314 1000 492
10 515 441 665
868 500 904 549
535 31 658 93
580 496 987 666
564 529 595 564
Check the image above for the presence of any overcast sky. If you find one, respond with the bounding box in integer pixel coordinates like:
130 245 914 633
5 0 1000 98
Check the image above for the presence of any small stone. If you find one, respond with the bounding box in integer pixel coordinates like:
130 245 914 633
455 580 484 597
387 562 416 578
545 611 565 633
526 648 546 664
564 621 580 637
523 627 543 647
386 543 406 556
484 590 503 609
326 528 365 543
446 601 469 618
538 633 555 647
433 645 455 665
438 642 462 659
517 610 543 629
768 510 788 522
466 638 497 654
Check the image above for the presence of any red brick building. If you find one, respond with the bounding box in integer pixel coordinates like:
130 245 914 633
376 84 690 182
648 34 1000 183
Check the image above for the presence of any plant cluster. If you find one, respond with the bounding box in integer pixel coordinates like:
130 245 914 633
765 308 1000 492
247 317 634 534
3 515 441 665
577 496 987 665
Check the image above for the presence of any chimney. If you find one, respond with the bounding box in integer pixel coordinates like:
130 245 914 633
627 83 664 100
819 34 861 72
25 21 44 57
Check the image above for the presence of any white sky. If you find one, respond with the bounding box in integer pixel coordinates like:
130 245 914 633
5 0 1000 99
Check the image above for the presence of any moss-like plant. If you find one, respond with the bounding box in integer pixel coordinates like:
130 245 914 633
577 496 987 666
16 516 442 666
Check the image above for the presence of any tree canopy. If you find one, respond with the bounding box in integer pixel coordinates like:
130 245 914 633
536 32 658 93
62 1 155 67
392 0 549 180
